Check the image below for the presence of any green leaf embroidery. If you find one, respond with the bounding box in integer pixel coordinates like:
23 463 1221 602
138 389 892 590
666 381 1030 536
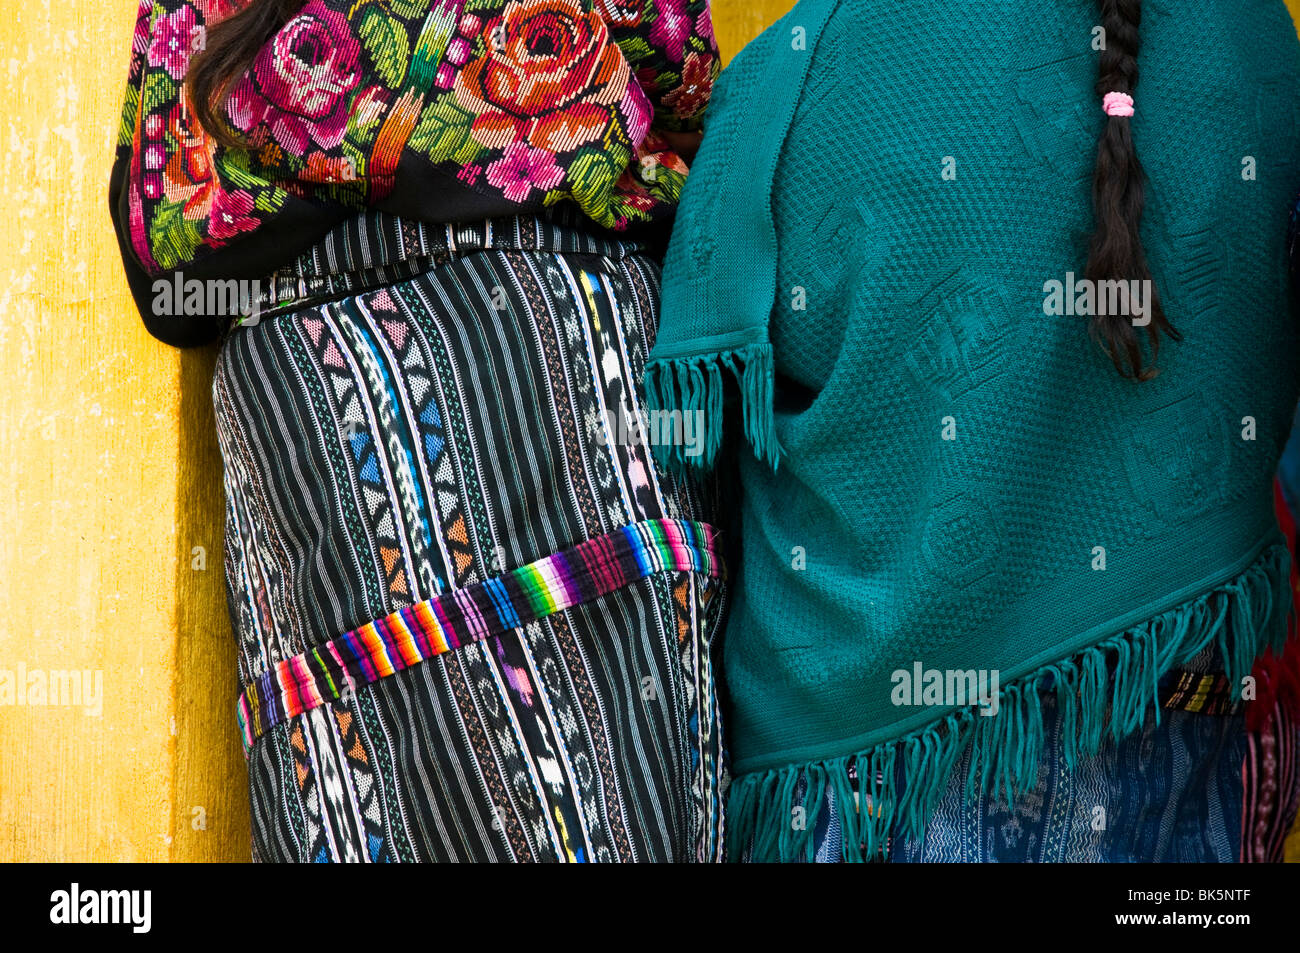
386 0 432 18
149 199 203 271
408 97 486 166
564 147 625 225
614 36 654 66
140 73 177 120
252 187 287 215
118 85 141 149
358 8 411 89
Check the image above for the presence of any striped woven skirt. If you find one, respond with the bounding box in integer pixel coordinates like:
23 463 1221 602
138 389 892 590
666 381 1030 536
211 208 728 862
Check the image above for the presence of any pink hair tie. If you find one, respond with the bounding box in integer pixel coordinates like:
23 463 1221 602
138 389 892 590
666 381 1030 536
1103 91 1135 117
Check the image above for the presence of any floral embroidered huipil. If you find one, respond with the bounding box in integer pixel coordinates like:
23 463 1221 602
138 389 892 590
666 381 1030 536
108 0 718 346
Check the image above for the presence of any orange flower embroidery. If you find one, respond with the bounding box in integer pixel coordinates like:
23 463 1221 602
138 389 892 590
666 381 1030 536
455 0 630 154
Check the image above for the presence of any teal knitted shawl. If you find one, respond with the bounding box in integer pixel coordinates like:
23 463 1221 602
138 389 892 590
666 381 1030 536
646 0 1300 861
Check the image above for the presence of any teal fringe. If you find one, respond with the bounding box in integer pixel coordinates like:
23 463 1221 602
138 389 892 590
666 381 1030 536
726 542 1292 863
642 342 782 471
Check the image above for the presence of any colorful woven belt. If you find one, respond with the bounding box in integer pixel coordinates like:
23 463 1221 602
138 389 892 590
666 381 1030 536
236 518 724 750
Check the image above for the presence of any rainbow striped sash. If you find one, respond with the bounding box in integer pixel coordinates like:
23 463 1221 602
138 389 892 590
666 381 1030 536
236 518 723 750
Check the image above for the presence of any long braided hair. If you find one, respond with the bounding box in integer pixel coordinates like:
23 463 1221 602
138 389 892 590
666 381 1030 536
1085 0 1180 381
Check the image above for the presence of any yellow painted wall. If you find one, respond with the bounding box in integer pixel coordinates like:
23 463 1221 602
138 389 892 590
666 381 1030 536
0 0 1294 863
0 2 252 862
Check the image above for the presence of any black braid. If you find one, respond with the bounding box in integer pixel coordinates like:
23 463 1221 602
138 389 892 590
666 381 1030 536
1085 0 1180 381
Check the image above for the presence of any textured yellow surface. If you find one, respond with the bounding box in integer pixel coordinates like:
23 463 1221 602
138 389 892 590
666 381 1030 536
0 1 249 863
0 1 1294 863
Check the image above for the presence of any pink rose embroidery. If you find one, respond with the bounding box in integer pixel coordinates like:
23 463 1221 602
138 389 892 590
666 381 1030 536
226 2 362 157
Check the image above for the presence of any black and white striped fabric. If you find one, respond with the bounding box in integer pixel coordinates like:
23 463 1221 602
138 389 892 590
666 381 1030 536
212 207 728 862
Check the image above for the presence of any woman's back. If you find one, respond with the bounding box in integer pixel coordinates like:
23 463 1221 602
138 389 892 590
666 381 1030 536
742 0 1300 688
771 0 1299 391
650 0 1300 860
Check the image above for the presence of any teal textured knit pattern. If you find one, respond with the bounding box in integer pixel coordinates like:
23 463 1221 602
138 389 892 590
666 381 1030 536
647 0 1300 862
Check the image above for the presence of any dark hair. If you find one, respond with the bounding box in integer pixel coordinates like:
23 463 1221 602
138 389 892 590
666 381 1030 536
184 1 305 150
1086 0 1180 381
